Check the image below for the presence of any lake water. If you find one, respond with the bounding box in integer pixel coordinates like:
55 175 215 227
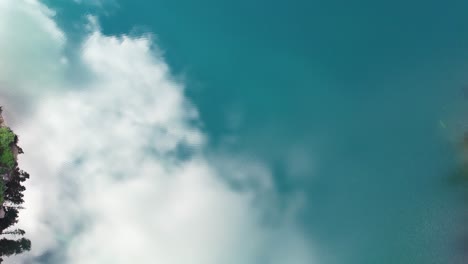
45 0 468 262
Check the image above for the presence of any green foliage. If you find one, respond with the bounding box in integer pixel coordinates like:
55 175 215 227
0 128 14 148
0 128 15 170
0 238 31 257
0 209 19 232
0 152 14 171
0 113 31 261
4 177 25 205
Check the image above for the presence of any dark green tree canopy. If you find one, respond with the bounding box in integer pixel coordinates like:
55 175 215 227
0 110 31 262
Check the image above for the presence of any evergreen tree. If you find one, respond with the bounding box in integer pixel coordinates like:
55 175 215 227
0 109 31 262
18 170 29 182
4 169 26 205
0 209 18 232
1 229 25 236
0 238 31 257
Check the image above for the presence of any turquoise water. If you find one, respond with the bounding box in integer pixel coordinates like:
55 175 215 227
45 0 468 263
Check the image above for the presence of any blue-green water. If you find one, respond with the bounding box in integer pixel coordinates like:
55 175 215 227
45 0 468 263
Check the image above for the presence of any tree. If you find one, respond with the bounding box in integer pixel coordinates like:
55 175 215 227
3 205 24 210
4 169 26 205
3 181 24 205
1 229 25 236
0 128 16 170
0 238 31 257
17 170 29 182
0 108 31 262
0 209 18 232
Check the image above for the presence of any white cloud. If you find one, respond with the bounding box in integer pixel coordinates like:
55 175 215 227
0 0 65 94
0 1 315 263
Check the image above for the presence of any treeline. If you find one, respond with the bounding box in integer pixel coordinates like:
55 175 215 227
0 131 30 262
